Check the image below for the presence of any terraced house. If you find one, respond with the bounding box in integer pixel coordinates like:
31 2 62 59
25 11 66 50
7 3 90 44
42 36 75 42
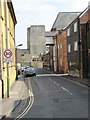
66 5 90 78
0 0 17 98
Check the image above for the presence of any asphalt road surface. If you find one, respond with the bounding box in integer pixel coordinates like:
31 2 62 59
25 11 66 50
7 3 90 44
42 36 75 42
23 68 88 119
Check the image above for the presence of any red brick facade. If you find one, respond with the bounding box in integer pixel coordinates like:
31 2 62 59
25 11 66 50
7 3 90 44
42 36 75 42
57 30 68 73
80 8 90 23
53 30 68 73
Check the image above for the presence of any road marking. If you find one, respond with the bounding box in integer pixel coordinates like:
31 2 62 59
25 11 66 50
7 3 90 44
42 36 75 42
37 74 68 77
48 78 53 82
48 78 60 87
61 87 72 95
62 77 88 88
17 78 34 119
12 78 34 120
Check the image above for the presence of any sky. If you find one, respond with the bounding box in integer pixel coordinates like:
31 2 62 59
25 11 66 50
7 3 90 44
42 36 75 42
12 0 90 49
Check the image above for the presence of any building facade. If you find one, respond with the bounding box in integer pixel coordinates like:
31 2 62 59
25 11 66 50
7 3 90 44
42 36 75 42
0 0 17 97
45 31 57 70
50 12 80 73
16 49 30 66
27 25 46 57
67 5 90 78
43 53 50 69
57 29 68 73
67 18 80 77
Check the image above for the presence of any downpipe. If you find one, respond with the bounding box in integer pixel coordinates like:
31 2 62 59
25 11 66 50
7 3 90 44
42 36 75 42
0 79 4 99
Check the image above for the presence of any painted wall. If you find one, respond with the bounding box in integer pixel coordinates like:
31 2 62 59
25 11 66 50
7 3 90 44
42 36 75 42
0 1 17 97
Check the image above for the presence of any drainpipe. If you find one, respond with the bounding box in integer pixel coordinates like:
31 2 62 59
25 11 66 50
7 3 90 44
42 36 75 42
56 34 58 73
78 18 81 78
5 2 10 97
0 79 4 98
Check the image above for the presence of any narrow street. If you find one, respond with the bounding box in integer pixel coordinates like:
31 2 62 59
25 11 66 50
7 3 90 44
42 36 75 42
23 68 88 119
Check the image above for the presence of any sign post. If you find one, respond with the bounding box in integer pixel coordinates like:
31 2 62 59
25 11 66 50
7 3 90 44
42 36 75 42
4 49 13 97
4 49 13 63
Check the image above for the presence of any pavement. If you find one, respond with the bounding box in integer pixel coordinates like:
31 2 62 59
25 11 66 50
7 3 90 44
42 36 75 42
0 71 89 119
0 75 31 119
44 68 90 87
62 75 90 87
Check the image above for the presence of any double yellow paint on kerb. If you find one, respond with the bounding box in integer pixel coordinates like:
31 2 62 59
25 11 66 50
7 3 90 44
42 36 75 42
5 78 34 119
16 78 34 119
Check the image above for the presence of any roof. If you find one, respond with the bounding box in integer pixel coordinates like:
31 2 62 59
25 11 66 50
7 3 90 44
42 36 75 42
7 0 17 25
45 31 58 37
29 25 45 29
51 12 81 30
66 5 90 28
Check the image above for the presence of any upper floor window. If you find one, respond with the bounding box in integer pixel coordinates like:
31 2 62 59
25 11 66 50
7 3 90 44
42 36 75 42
68 44 71 53
74 22 77 32
67 28 70 36
74 41 78 51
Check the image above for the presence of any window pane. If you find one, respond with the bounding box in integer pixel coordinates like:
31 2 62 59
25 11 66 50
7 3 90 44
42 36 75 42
74 22 77 32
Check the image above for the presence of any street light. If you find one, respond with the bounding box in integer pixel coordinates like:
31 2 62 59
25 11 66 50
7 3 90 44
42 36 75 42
16 44 23 48
16 44 23 80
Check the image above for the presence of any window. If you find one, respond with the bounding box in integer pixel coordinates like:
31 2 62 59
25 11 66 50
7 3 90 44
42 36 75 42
68 44 71 53
74 22 77 32
67 28 70 36
74 41 78 51
60 44 62 48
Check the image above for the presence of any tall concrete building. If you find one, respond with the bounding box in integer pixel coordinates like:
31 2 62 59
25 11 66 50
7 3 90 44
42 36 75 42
27 25 46 57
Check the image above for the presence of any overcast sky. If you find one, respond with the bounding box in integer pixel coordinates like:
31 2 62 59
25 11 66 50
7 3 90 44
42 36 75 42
12 0 89 49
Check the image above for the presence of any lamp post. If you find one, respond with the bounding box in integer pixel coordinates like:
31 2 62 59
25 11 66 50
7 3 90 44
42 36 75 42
16 44 23 48
16 44 23 80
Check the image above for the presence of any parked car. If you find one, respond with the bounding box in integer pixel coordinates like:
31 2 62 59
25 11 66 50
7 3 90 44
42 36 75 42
24 66 30 72
24 67 36 77
20 67 25 73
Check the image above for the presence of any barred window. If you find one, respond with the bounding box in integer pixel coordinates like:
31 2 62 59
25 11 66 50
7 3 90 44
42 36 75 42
74 22 77 32
68 44 71 53
67 28 70 36
74 41 78 51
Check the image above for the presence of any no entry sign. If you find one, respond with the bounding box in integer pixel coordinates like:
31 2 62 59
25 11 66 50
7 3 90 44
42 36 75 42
4 49 13 63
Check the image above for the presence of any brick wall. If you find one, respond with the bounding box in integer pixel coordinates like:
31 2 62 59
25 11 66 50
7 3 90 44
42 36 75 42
80 8 90 23
57 30 68 73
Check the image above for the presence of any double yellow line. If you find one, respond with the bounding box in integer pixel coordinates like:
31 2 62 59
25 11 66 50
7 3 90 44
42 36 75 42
15 78 34 119
5 78 34 119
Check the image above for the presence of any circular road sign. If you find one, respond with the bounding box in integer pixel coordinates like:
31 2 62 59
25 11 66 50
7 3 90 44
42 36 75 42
4 49 12 58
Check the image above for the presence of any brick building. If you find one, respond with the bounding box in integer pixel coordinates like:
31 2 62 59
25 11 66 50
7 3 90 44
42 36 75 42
45 31 57 70
57 29 68 73
53 29 68 73
51 12 80 73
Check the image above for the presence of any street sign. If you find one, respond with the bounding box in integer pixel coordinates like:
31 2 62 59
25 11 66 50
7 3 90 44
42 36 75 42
4 49 13 63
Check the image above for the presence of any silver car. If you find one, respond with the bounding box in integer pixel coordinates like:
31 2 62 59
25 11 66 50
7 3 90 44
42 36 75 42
25 67 36 77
